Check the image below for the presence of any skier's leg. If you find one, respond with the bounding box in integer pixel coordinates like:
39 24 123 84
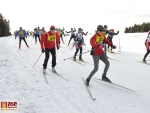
79 47 82 59
87 55 100 80
19 38 22 46
50 47 56 68
143 50 150 60
60 34 64 43
68 36 73 46
100 54 110 78
43 49 50 69
22 37 28 45
38 35 40 42
74 48 79 59
35 35 37 44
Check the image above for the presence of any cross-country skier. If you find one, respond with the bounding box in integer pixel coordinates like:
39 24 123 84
40 26 60 73
102 25 112 58
15 27 29 49
107 29 119 53
66 28 76 46
73 28 84 61
35 27 41 44
85 25 116 85
41 27 46 38
57 28 65 44
143 32 150 63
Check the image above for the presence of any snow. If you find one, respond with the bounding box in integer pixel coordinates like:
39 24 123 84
0 33 150 113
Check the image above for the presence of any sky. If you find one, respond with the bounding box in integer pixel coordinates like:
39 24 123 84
0 0 150 33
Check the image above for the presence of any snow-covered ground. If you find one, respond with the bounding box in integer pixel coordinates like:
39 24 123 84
0 33 150 113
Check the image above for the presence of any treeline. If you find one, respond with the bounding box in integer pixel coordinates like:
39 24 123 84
0 13 11 37
124 22 150 33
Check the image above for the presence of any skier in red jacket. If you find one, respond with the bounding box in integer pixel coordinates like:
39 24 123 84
40 25 60 73
143 32 150 63
85 25 116 85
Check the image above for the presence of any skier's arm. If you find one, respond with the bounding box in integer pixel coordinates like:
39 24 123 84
113 31 119 35
40 33 46 49
15 31 19 36
56 32 60 46
82 32 88 35
73 28 76 32
23 30 27 36
103 37 112 46
66 31 71 33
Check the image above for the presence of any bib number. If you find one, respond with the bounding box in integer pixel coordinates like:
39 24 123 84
47 35 56 41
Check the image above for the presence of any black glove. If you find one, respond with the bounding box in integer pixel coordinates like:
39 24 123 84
41 49 45 53
112 45 117 49
117 31 119 34
57 46 59 50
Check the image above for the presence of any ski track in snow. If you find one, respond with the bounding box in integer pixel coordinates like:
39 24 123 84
0 34 150 113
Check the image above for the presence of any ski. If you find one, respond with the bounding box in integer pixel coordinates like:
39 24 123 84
49 69 68 81
77 60 93 65
93 78 135 92
43 72 48 83
71 59 84 66
136 61 150 65
108 57 120 61
82 77 96 100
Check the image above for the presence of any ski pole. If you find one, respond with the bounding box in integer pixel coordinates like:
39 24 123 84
33 53 42 67
64 49 94 61
118 34 121 52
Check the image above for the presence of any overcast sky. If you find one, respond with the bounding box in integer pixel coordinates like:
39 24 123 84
0 0 150 33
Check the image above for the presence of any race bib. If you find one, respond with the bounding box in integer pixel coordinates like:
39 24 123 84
47 35 56 41
96 35 104 44
102 32 106 36
19 31 23 34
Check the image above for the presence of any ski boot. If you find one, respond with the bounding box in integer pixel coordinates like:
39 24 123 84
19 46 21 49
26 45 29 48
142 59 146 63
73 57 76 61
43 69 46 74
79 58 83 61
85 78 90 86
52 67 57 73
102 76 111 83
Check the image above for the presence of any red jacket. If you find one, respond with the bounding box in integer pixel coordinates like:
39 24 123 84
40 31 60 49
145 40 150 50
90 33 112 55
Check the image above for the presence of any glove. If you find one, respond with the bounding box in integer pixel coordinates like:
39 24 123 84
112 45 117 49
117 31 119 34
57 46 59 50
41 49 45 53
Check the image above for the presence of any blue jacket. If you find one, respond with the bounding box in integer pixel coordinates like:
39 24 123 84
35 28 41 35
15 30 26 38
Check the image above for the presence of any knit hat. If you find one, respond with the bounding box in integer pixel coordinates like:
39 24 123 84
78 28 82 31
97 25 104 31
50 26 55 30
104 25 108 28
